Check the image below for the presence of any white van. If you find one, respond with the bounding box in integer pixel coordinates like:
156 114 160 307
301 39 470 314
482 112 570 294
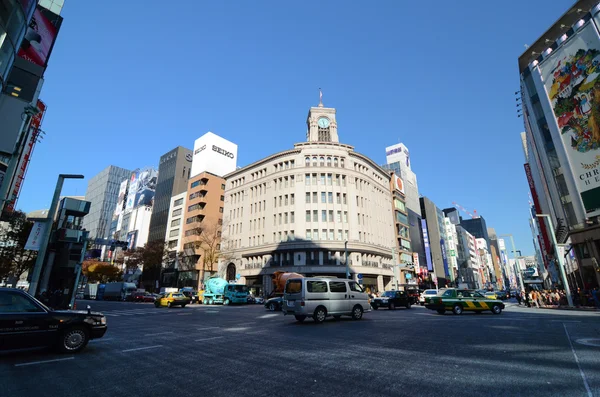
282 277 370 323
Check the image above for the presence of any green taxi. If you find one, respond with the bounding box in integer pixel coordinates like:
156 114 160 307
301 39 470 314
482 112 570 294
425 288 505 315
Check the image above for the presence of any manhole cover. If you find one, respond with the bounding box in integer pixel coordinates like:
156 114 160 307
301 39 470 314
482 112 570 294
575 338 600 347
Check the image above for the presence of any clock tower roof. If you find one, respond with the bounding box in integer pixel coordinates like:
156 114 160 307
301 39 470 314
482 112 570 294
306 101 339 143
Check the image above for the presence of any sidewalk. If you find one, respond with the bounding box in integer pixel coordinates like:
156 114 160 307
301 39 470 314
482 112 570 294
508 302 599 312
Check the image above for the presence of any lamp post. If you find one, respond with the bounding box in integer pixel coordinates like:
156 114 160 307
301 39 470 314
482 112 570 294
536 214 574 307
499 234 525 293
344 241 350 279
28 174 85 297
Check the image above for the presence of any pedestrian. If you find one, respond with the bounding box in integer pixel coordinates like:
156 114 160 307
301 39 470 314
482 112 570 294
516 291 522 305
592 288 600 309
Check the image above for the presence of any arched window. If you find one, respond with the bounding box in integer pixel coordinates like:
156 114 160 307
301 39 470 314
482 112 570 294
320 157 325 167
340 158 345 168
305 157 310 167
333 157 338 167
312 156 318 167
226 263 236 282
326 157 332 167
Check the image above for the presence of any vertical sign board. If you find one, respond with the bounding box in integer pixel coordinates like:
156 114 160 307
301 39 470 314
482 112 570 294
440 239 449 278
537 21 600 217
421 219 433 271
25 221 47 251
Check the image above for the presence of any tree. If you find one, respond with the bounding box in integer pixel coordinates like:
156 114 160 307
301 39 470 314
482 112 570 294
139 240 170 290
0 211 37 284
82 260 122 283
186 220 233 282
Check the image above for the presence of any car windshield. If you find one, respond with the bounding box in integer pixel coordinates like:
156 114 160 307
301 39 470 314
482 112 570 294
425 290 438 295
232 285 248 292
172 293 184 298
382 291 396 297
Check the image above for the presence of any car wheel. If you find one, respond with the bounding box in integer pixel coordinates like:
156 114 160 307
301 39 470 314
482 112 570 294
295 315 306 323
405 302 411 309
203 298 208 305
372 305 378 310
269 302 276 311
181 304 186 308
452 304 463 315
436 309 446 315
58 326 89 353
389 302 396 310
491 304 502 315
154 301 160 308
224 298 230 306
352 305 363 320
209 298 214 305
314 307 327 324
167 301 172 308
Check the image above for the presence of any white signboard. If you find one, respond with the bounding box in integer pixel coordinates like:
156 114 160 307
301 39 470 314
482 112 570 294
25 221 48 251
191 132 238 178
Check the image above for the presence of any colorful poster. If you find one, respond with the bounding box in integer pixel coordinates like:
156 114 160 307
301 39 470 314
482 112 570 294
539 22 600 216
124 170 139 213
393 175 405 195
17 5 63 67
114 179 128 218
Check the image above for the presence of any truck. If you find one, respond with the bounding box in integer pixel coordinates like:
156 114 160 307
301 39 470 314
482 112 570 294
264 272 304 311
202 276 249 305
83 283 99 300
103 282 137 301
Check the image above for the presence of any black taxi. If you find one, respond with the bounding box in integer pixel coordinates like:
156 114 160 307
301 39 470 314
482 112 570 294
0 288 107 353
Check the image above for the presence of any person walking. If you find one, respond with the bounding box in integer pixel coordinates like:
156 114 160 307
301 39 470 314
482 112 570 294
516 291 522 306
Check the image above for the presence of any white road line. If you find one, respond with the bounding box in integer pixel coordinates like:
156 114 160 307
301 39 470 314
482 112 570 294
90 338 114 342
258 314 280 319
563 323 593 397
177 313 192 316
15 357 74 367
195 336 224 342
143 332 174 337
197 327 221 331
121 345 163 353
552 320 581 323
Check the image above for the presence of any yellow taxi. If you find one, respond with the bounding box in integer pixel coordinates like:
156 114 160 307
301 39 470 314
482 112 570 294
154 292 188 308
484 291 498 300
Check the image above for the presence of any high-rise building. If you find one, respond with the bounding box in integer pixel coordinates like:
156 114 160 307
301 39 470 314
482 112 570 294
221 100 395 296
459 216 490 248
388 172 414 286
82 165 131 240
420 196 449 286
455 225 480 289
518 0 600 289
164 192 186 254
147 146 192 243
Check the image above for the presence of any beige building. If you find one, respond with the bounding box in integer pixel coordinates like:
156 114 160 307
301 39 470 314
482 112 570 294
221 101 396 295
388 173 414 286
180 171 226 284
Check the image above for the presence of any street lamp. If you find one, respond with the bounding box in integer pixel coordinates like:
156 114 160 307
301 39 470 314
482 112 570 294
28 174 85 297
536 214 574 307
344 241 350 279
499 234 525 293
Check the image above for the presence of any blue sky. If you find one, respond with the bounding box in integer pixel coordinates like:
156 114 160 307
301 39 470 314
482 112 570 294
18 0 575 255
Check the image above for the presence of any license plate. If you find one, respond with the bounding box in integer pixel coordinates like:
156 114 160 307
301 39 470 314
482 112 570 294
287 300 295 306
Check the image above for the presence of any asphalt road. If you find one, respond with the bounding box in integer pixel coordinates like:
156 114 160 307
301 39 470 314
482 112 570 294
1 300 599 397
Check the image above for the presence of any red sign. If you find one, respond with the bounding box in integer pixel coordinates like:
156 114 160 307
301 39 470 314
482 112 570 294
524 163 551 268
17 5 63 67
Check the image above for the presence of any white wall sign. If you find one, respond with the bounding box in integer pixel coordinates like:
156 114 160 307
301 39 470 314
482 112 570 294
25 221 48 251
191 132 238 178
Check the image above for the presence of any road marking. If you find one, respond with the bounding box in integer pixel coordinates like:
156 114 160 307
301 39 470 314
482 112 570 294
121 345 163 353
258 314 280 319
15 357 74 367
563 324 593 397
551 320 581 323
205 311 220 314
575 338 600 347
197 327 221 331
177 313 192 316
195 336 224 342
143 332 174 337
90 338 114 342
224 327 249 332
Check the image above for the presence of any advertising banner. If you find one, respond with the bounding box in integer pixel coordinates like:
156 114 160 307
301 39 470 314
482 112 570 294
393 175 405 195
127 230 138 251
421 219 433 271
133 167 158 207
440 239 449 278
18 5 63 67
125 170 139 212
412 252 419 267
114 180 128 219
539 22 600 216
191 132 237 178
25 221 47 251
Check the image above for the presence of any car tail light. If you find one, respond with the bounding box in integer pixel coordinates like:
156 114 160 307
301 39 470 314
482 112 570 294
300 300 305 306
438 298 443 304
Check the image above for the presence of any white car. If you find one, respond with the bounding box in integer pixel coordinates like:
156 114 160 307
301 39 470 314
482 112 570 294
419 289 439 305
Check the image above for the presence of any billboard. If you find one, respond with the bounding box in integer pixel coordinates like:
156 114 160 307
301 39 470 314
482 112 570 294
127 230 138 251
124 171 139 212
421 219 433 271
18 5 63 68
125 167 158 213
393 175 405 195
114 180 128 218
191 132 237 178
25 221 47 251
538 22 600 216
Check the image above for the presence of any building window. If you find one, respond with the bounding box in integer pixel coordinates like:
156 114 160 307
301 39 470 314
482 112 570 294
340 158 345 168
343 211 348 222
312 192 317 203
279 214 282 225
336 193 341 204
336 211 341 222
220 195 225 201
337 230 342 240
343 194 347 205
344 230 348 240
306 192 311 203
327 157 332 167
290 212 295 223
342 176 346 187
172 208 182 217
327 174 332 185
169 229 179 238
322 210 327 222
312 173 317 185
291 194 295 205
322 229 328 240
320 174 326 185
328 230 334 240
171 219 181 227
320 156 325 166
334 158 339 167
306 211 311 222
328 210 333 222
306 230 312 240
174 198 183 206
305 174 310 186
305 157 310 167
219 207 223 213
285 195 289 205
313 210 318 222
328 192 333 203
312 157 317 167
191 181 200 188
285 213 288 224
321 192 326 203
284 177 289 188
221 183 225 190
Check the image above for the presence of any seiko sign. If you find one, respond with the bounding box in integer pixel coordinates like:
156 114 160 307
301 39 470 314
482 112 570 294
194 145 206 155
212 144 234 159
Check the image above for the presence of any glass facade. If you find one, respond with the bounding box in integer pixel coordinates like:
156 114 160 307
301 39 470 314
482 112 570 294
0 0 34 90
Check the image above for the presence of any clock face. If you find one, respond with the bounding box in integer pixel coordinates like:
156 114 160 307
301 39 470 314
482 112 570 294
318 117 330 128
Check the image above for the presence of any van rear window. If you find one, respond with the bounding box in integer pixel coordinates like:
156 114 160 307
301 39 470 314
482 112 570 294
307 281 327 293
285 280 302 294
329 281 347 293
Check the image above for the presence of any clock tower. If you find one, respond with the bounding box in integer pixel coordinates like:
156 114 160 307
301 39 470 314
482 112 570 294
306 95 339 143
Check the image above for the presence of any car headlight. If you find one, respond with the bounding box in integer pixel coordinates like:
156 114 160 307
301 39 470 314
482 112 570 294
100 317 106 325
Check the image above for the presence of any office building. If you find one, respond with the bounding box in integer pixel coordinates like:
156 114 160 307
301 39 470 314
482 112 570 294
147 146 192 243
420 196 449 286
164 192 186 254
518 0 600 289
459 216 490 248
82 165 131 240
388 172 414 286
221 100 396 296
455 225 481 289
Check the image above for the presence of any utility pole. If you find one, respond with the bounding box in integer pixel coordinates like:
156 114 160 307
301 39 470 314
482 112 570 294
344 240 350 279
391 247 399 290
536 214 574 307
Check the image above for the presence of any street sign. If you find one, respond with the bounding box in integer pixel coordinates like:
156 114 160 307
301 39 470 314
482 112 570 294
523 268 536 277
358 279 363 285
357 274 363 280
405 273 412 280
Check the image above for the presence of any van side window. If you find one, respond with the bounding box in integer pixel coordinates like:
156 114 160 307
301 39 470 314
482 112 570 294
307 281 327 293
329 281 347 293
348 282 364 293
285 280 302 293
